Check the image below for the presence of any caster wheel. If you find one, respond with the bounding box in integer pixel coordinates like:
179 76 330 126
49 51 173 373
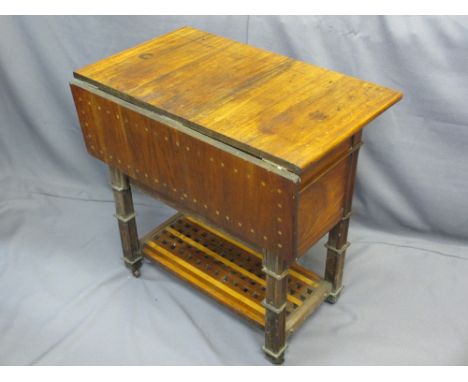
132 268 141 278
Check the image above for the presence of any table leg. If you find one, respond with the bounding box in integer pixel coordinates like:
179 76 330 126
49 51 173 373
109 166 142 277
324 132 361 303
324 217 351 303
262 250 289 364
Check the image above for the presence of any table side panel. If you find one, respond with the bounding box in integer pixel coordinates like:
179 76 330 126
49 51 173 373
71 83 298 259
297 148 353 257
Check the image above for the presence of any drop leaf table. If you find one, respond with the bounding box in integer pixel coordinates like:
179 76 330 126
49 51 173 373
70 26 402 364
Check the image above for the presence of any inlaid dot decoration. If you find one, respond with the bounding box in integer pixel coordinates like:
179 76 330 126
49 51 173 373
76 91 289 249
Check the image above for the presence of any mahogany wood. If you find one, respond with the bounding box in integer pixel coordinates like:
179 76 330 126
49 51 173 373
70 26 402 363
71 82 298 260
74 26 402 174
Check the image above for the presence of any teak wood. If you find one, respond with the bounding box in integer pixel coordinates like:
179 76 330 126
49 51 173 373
70 26 402 364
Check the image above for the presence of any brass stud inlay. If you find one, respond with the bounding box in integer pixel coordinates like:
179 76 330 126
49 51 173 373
203 204 208 209
278 230 282 236
154 178 159 183
277 203 282 208
225 216 230 221
116 114 120 120
185 146 190 151
261 181 266 187
277 243 283 248
250 228 255 233
238 222 243 227
145 127 149 133
215 210 220 215
97 106 101 110
277 217 282 223
210 157 214 162
277 188 282 194
183 193 188 198
193 198 197 203
176 141 180 147
145 173 149 178
164 136 169 141
263 235 268 240
220 162 225 167
234 168 238 173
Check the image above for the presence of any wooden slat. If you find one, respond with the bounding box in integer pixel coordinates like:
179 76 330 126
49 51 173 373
140 214 331 334
286 280 332 337
185 215 320 286
146 241 265 315
165 226 304 307
74 26 403 174
144 245 265 326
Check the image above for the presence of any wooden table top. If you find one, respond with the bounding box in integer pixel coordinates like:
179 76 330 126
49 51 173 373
74 26 402 175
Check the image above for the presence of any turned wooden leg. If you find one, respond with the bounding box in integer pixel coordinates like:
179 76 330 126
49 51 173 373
324 132 361 303
109 166 142 277
262 250 289 364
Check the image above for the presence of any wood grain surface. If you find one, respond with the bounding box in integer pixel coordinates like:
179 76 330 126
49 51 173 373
141 213 330 333
74 26 402 174
71 81 299 260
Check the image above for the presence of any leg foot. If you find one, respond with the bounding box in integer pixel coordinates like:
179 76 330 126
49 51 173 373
265 353 284 365
132 269 141 278
326 286 343 304
263 345 286 365
130 260 142 278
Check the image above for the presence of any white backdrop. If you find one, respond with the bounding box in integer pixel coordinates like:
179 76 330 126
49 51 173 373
1 16 467 365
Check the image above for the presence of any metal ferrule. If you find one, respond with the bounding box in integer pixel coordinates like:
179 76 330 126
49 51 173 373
122 255 143 265
262 266 289 280
262 299 287 314
324 241 350 256
111 184 129 192
262 343 288 360
328 285 344 298
341 211 352 221
114 212 136 223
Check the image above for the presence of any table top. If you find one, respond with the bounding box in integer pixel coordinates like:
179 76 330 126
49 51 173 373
74 26 402 175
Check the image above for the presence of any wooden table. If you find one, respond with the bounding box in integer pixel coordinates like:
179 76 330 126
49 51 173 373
70 26 402 363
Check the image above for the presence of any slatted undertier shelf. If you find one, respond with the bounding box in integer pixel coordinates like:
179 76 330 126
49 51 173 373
141 214 332 337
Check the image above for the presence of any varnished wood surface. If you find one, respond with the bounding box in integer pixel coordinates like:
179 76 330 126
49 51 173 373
74 26 403 174
71 81 298 260
141 213 330 333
